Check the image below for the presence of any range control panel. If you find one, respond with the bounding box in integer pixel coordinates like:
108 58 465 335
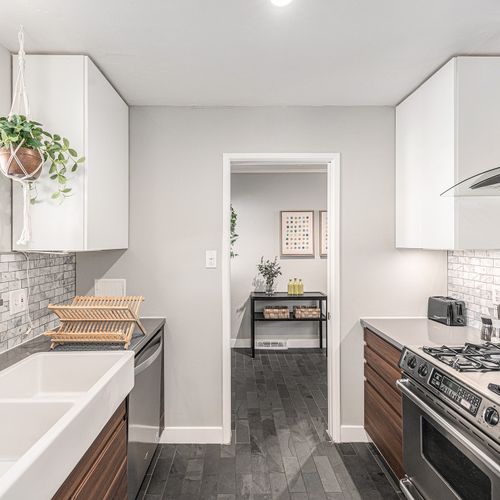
429 369 482 416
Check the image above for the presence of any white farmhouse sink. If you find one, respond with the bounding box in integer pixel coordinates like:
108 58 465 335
0 401 73 474
0 352 129 399
0 352 134 500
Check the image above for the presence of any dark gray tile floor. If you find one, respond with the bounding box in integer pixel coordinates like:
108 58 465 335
138 348 402 500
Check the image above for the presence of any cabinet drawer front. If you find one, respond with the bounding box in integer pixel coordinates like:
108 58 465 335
364 328 401 367
365 379 402 437
54 403 127 500
365 380 404 478
104 457 127 500
364 363 402 417
73 419 127 499
364 346 402 390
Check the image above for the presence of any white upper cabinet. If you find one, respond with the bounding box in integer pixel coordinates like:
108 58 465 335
12 55 129 252
396 57 500 250
0 45 11 252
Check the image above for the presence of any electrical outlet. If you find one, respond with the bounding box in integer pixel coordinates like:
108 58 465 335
9 289 27 315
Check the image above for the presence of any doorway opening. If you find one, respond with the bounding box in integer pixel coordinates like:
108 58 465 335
221 154 341 446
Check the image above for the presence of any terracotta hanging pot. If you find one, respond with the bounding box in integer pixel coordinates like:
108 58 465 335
0 146 44 180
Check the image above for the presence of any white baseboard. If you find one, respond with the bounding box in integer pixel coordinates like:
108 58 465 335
231 338 321 348
340 425 368 442
160 426 224 444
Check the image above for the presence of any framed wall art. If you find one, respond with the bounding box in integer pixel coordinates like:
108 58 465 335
280 210 314 257
320 210 328 257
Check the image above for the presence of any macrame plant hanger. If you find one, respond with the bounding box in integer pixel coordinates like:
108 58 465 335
0 27 45 245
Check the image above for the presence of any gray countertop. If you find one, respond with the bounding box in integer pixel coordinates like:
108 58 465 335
360 317 484 350
0 317 165 372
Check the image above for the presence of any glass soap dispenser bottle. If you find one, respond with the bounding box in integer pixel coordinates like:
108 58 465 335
287 279 294 295
298 279 304 295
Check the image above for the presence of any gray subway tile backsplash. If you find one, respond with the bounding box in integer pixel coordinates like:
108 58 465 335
448 250 500 328
0 252 76 354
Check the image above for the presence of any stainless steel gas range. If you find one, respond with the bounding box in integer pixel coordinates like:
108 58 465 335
398 343 500 500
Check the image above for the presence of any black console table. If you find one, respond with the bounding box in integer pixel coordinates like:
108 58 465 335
250 291 328 358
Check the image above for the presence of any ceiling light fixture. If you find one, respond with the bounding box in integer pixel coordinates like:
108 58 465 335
270 0 293 6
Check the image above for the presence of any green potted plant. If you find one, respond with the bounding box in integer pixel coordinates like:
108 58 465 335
230 204 238 258
257 256 282 295
0 114 85 202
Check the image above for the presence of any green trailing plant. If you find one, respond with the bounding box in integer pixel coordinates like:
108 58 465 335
0 114 85 202
257 256 282 293
230 204 239 258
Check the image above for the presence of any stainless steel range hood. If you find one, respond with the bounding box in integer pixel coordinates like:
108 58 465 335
441 167 500 197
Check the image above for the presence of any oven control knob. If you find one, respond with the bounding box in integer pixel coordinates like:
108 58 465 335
418 363 428 377
484 407 499 426
407 356 417 369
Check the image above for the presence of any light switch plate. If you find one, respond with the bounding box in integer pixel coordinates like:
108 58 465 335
9 289 27 315
205 250 217 269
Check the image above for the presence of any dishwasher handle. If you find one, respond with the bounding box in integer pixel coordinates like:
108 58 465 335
135 336 163 376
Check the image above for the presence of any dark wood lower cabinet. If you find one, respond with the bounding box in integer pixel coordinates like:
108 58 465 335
364 328 404 479
54 402 127 500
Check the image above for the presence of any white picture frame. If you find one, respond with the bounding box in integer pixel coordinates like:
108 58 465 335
280 210 314 257
320 210 328 257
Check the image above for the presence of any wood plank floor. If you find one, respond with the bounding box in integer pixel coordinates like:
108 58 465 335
138 348 402 500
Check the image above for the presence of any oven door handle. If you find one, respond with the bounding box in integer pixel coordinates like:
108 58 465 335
396 378 500 476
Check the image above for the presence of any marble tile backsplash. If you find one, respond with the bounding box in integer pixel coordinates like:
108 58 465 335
0 252 75 353
448 250 500 328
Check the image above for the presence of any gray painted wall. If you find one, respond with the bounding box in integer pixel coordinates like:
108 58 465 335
0 44 11 252
76 106 447 430
231 172 327 344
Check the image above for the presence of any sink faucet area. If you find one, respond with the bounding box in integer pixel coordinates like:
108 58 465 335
0 352 134 499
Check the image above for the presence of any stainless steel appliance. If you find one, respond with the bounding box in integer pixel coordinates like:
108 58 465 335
398 343 500 499
427 296 466 327
128 328 164 499
441 167 500 197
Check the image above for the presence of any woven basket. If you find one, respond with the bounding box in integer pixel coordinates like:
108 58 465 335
263 306 290 319
294 306 321 319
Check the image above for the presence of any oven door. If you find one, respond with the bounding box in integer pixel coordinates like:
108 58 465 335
397 379 500 500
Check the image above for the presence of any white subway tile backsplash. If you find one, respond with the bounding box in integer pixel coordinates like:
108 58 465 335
0 252 76 354
448 250 500 328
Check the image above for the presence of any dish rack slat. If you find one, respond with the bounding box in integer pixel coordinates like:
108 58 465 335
45 296 145 349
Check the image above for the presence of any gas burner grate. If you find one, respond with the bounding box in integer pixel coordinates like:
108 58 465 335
423 343 500 372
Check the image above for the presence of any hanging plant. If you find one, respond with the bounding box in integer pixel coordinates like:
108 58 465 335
230 204 239 258
0 114 85 203
0 27 87 245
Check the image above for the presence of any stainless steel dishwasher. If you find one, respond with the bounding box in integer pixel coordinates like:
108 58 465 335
128 328 164 499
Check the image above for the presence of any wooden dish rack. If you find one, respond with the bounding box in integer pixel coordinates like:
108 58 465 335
45 296 146 349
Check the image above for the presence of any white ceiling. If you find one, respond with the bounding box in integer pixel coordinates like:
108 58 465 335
1 0 500 106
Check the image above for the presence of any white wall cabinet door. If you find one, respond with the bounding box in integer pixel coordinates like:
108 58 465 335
396 57 500 250
12 55 129 252
396 59 455 250
0 44 11 251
